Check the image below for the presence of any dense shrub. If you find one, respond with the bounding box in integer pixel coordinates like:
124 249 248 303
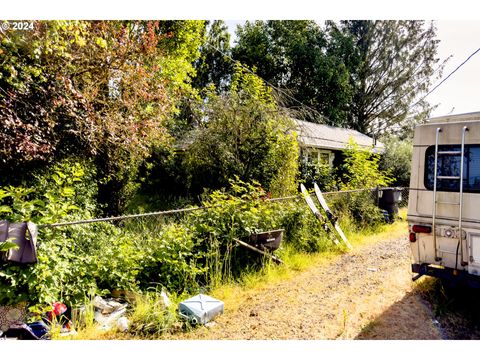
0 20 206 216
0 161 205 305
299 158 337 191
331 140 392 229
280 199 336 253
0 171 338 308
0 160 100 305
379 135 413 187
183 65 299 197
136 223 205 294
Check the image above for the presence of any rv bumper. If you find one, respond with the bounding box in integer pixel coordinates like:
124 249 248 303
412 263 480 288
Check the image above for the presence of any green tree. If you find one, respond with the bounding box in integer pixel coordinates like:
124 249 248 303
329 20 444 136
192 20 232 92
335 140 393 228
184 64 299 196
232 20 353 125
0 20 205 214
172 20 233 139
379 135 413 187
340 139 392 190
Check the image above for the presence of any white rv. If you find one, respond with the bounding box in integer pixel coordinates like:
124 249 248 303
408 112 480 286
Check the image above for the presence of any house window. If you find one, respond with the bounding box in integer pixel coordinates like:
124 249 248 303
319 152 330 165
303 149 334 167
424 144 480 192
305 150 318 164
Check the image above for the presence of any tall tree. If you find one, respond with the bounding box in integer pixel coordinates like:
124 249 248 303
329 20 443 136
192 20 232 92
232 20 353 126
0 20 205 213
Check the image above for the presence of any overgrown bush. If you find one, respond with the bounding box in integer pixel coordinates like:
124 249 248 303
190 179 337 286
299 158 337 191
280 199 337 253
0 161 206 305
1 20 206 216
379 134 412 187
0 160 100 305
136 223 205 294
0 171 334 309
333 139 393 229
190 179 283 285
183 65 299 197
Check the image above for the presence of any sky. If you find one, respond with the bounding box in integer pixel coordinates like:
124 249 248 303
226 20 480 119
428 21 480 117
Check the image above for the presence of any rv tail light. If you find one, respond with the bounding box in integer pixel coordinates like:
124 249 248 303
409 232 417 243
412 225 432 233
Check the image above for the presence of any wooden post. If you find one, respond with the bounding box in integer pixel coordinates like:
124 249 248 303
233 238 283 265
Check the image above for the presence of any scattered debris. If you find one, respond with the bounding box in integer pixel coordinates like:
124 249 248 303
28 320 49 339
93 296 128 331
234 238 283 264
160 290 171 308
1 296 130 339
0 304 27 333
93 296 126 315
179 293 224 325
116 316 129 332
3 323 41 340
46 302 67 321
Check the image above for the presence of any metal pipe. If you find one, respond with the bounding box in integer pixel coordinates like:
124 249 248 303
458 126 469 266
432 127 441 260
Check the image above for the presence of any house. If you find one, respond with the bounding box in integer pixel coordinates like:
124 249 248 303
295 119 384 168
174 118 384 169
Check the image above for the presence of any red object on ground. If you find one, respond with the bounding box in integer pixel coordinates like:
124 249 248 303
47 302 67 321
52 302 67 315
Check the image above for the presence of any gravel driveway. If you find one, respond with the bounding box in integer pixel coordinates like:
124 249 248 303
168 234 443 340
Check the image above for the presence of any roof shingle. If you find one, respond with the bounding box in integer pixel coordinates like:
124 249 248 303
294 119 384 153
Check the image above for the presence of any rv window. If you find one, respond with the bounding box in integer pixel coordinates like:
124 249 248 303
424 145 480 192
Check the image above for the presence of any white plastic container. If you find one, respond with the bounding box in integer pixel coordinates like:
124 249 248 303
178 294 224 325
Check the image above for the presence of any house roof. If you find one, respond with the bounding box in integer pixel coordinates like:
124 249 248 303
294 119 384 153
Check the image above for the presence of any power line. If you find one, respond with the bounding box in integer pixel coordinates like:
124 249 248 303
410 46 480 110
209 40 476 138
374 47 480 135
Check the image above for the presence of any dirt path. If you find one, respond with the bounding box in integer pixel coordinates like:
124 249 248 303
169 235 443 340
